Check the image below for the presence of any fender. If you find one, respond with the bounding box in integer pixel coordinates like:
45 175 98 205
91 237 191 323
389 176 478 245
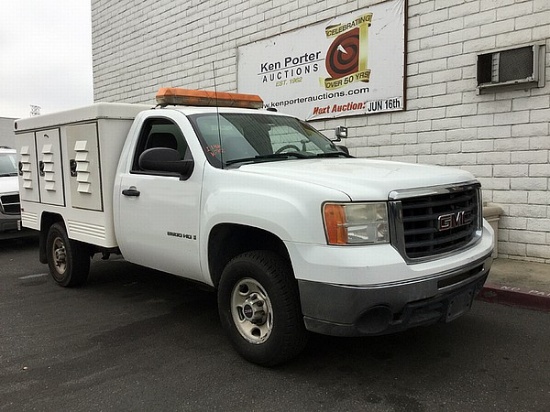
200 166 350 245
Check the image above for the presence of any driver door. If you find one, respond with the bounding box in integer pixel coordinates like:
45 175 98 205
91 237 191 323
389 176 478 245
116 117 202 281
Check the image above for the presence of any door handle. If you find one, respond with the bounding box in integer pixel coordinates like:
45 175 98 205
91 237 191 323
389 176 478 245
122 186 140 197
70 159 77 177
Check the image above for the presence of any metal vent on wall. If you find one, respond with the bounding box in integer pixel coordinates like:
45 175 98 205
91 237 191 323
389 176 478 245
41 143 57 191
74 139 93 194
19 145 34 189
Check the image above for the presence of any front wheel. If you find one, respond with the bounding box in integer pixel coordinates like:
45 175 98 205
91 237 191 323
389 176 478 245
46 222 90 287
218 251 307 366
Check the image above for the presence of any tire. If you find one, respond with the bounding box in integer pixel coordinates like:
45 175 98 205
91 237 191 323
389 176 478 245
217 251 308 366
46 222 90 287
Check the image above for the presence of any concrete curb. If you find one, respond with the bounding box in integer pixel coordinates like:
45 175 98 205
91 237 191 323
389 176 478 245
478 283 550 313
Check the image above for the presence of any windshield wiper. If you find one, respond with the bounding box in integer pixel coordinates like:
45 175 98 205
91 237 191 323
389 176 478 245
224 152 310 166
314 151 353 158
0 172 18 177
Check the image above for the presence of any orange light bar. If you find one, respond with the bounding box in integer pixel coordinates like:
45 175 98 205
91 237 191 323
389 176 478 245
156 87 263 109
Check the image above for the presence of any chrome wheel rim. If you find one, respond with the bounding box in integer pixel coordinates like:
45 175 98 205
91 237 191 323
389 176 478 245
52 236 67 275
230 278 273 344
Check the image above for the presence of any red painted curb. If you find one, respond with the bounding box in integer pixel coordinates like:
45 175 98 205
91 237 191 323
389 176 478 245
477 283 550 312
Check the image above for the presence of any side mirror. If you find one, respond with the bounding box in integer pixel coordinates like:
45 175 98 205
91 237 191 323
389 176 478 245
336 145 349 155
333 126 348 142
138 148 194 180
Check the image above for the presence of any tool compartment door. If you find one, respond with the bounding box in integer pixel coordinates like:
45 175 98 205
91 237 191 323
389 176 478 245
66 123 102 211
36 129 65 206
17 132 40 203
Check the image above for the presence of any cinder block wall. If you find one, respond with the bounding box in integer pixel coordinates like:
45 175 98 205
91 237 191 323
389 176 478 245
92 0 550 263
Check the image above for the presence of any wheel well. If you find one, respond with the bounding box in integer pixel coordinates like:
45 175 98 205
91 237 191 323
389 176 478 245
208 224 290 288
38 212 65 264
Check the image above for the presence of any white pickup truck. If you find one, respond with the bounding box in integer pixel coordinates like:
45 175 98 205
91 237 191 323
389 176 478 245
15 88 494 365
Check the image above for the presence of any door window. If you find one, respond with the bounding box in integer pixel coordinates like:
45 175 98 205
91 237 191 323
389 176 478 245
131 118 191 174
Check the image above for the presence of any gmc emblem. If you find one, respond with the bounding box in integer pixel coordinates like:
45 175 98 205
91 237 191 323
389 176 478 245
437 211 471 231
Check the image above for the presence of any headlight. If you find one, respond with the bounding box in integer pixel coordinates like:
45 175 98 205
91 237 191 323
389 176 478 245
323 202 389 245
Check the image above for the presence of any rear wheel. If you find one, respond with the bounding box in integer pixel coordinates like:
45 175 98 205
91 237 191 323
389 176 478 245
46 222 90 287
218 251 307 366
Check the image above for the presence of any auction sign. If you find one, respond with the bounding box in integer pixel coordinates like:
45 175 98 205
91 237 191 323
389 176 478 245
237 0 406 120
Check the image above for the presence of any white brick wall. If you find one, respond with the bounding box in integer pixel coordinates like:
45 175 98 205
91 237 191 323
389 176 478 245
92 0 550 263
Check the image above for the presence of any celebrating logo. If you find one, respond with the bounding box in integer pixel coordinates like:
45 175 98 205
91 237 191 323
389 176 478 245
323 13 372 90
326 28 360 79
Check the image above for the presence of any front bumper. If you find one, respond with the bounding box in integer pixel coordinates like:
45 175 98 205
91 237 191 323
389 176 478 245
0 216 19 232
0 213 37 240
298 252 492 336
0 213 21 235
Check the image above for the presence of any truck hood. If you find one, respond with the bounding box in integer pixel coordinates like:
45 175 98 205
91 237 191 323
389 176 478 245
0 176 19 193
237 158 476 200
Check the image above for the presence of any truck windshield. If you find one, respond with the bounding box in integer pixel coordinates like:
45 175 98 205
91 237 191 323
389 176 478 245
188 113 345 168
0 153 18 177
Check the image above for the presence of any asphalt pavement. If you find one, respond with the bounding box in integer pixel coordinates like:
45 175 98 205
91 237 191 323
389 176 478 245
2 240 550 412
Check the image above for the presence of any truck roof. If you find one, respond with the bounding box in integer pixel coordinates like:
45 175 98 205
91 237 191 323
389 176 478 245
13 103 287 133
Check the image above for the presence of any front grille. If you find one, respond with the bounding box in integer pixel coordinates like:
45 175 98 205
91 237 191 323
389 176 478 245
390 184 481 261
0 193 21 215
